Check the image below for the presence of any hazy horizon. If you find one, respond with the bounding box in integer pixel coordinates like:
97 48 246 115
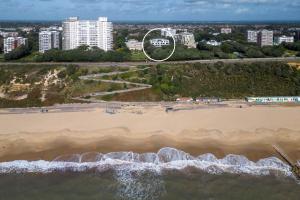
1 19 300 25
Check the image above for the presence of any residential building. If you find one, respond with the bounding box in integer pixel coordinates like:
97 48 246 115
247 30 258 43
287 28 300 41
174 32 196 48
125 39 143 51
205 40 221 46
62 17 113 51
40 26 63 32
39 30 60 53
293 29 300 41
0 31 18 38
20 27 34 33
212 32 220 36
221 28 232 34
258 30 273 46
161 28 176 37
275 35 294 45
150 38 170 47
3 37 27 53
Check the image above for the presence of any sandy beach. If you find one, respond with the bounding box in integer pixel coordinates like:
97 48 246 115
0 104 300 162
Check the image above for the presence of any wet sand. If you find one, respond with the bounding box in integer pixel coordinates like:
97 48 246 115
0 105 300 162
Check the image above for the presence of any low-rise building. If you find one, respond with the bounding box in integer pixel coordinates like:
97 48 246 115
212 32 220 36
176 97 193 102
246 96 300 103
0 31 18 38
3 37 27 53
20 27 34 33
205 40 221 46
275 35 294 44
125 39 143 51
150 38 170 47
221 28 232 34
196 97 222 103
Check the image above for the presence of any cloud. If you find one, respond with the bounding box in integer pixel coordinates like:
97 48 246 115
0 0 299 21
235 8 250 14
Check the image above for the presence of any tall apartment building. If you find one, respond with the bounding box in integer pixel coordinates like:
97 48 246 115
39 30 60 53
247 30 258 43
174 32 197 48
3 37 27 53
62 17 113 51
258 30 274 46
161 28 176 37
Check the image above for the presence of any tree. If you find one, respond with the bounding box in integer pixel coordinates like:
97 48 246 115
261 46 284 57
245 48 265 58
282 41 300 51
0 36 3 53
27 31 39 52
4 45 30 61
197 42 212 51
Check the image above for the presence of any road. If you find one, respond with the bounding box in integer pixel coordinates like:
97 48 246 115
1 57 300 67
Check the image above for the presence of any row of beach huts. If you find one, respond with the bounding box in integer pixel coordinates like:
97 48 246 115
176 96 300 104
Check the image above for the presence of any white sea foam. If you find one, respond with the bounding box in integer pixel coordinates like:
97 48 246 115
0 147 295 178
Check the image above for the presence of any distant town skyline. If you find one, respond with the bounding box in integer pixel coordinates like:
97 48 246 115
0 0 299 21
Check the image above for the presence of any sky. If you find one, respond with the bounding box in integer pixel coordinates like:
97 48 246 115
0 0 299 21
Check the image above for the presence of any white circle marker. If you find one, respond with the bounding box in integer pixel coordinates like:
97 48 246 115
142 28 176 62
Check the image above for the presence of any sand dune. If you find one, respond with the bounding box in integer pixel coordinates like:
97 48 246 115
0 105 300 162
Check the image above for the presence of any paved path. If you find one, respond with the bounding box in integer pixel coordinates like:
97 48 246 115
74 67 152 102
1 57 300 67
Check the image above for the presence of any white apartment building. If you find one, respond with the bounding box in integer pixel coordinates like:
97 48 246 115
221 28 232 34
39 30 60 53
125 39 143 51
150 38 170 47
161 28 176 37
174 32 196 48
275 35 294 44
62 17 113 51
258 30 274 46
3 37 27 53
247 30 258 43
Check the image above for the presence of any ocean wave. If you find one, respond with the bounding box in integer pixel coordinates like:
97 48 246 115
0 147 295 178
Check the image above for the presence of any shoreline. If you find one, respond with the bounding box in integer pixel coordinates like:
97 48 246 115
0 105 300 163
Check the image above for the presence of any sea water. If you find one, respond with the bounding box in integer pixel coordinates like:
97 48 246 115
0 147 299 200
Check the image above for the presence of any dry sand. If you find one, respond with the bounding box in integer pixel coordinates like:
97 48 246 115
0 105 300 162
